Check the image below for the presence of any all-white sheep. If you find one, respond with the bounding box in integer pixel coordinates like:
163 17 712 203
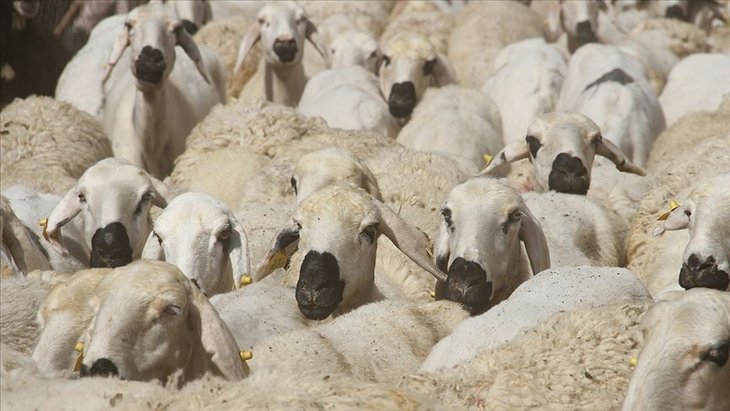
556 43 666 167
421 266 651 372
32 260 247 383
659 53 730 126
624 288 730 410
0 96 112 195
396 85 504 173
141 192 251 296
297 66 399 138
234 1 326 106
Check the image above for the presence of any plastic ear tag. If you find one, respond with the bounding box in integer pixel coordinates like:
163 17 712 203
657 200 680 221
629 357 638 367
430 290 436 299
239 275 253 288
239 350 253 362
483 153 493 167
39 218 49 240
73 342 84 372
267 251 288 270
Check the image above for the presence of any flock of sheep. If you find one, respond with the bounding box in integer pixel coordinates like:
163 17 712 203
1 0 729 409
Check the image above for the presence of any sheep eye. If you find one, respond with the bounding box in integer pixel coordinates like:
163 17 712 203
360 224 378 244
382 55 391 67
330 48 336 55
290 177 298 195
369 51 378 59
526 135 542 158
423 59 437 75
502 210 522 234
163 304 181 316
135 191 153 215
685 209 692 218
219 225 232 242
701 341 729 367
441 208 454 232
257 17 265 25
591 135 603 147
78 193 86 203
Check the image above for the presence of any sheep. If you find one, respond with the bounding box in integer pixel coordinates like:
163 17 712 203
556 43 666 167
317 17 381 72
533 0 606 53
299 1 392 38
4 158 178 272
380 5 454 57
433 177 627 315
141 192 251 297
234 1 327 106
378 32 455 120
1 195 49 276
0 96 111 195
646 0 728 31
624 288 730 410
32 260 247 383
659 53 730 126
396 85 504 173
98 2 225 178
297 66 399 138
421 266 651 373
481 38 568 145
447 1 544 89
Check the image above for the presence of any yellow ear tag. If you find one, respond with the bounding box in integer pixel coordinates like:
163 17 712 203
267 250 288 270
73 342 84 372
239 275 253 288
629 357 638 367
39 218 49 240
239 350 253 362
430 290 436 299
483 153 493 167
657 200 681 221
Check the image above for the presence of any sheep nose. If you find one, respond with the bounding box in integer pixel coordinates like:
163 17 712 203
388 81 417 118
181 19 198 35
665 4 685 20
81 358 119 378
679 255 729 291
548 153 590 195
444 257 493 315
574 20 597 49
134 46 166 84
296 251 344 320
273 38 298 63
90 222 133 268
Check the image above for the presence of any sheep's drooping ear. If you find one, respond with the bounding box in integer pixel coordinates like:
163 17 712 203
175 22 211 84
1 199 51 272
595 136 646 176
141 231 164 260
375 200 447 282
431 53 456 87
518 205 551 275
150 177 177 208
102 23 131 83
45 188 83 241
433 219 451 273
227 216 251 289
480 141 530 175
187 283 248 380
653 205 690 237
360 165 383 201
252 222 301 281
305 19 327 61
234 21 261 74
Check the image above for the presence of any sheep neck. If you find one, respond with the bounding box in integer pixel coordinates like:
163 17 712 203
264 61 306 106
489 244 531 309
133 84 168 171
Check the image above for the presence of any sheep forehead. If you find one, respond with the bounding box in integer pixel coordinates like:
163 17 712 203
296 151 361 180
447 179 523 219
127 2 177 24
382 34 435 60
258 2 303 20
298 186 377 226
159 193 228 228
531 112 599 143
644 289 730 346
98 262 189 304
687 174 730 204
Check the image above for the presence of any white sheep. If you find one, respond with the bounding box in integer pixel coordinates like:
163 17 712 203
141 192 250 297
0 96 112 195
1 195 50 276
624 287 730 410
481 37 568 145
297 66 399 138
556 43 666 167
659 53 730 126
234 1 326 106
380 3 454 56
396 85 504 173
421 266 650 372
32 260 247 383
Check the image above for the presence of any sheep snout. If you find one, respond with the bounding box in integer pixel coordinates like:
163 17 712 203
80 358 120 378
134 46 167 85
444 257 493 316
665 4 686 20
679 255 730 291
296 250 344 321
273 38 299 64
548 153 590 195
89 222 133 268
388 81 417 118
573 21 598 50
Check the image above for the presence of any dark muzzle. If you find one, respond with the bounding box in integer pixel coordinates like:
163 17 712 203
679 254 729 291
90 222 133 268
273 38 298 64
665 4 686 20
81 358 119 378
134 46 166 84
388 81 417 118
549 153 590 194
296 251 344 320
444 257 493 315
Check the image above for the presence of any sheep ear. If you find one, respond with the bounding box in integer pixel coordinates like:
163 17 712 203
227 216 251 289
595 137 646 176
176 23 211 84
360 165 383 201
653 206 690 237
45 188 83 240
543 0 563 41
252 223 300 281
305 18 327 60
141 231 164 260
518 206 551 275
432 53 456 87
150 177 177 208
1 199 50 272
187 283 248 380
103 23 130 83
480 141 529 175
375 200 447 282
234 21 261 74
433 220 451 273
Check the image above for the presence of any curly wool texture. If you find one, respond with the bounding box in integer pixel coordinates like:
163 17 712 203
380 10 454 56
0 96 111 194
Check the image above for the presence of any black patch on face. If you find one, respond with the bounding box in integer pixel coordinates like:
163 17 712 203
82 358 119 378
134 46 166 84
584 68 634 92
701 341 729 367
548 153 590 195
442 208 454 232
296 251 344 320
388 81 417 118
273 38 298 63
444 257 493 315
89 222 133 268
678 255 729 291
526 135 542 158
